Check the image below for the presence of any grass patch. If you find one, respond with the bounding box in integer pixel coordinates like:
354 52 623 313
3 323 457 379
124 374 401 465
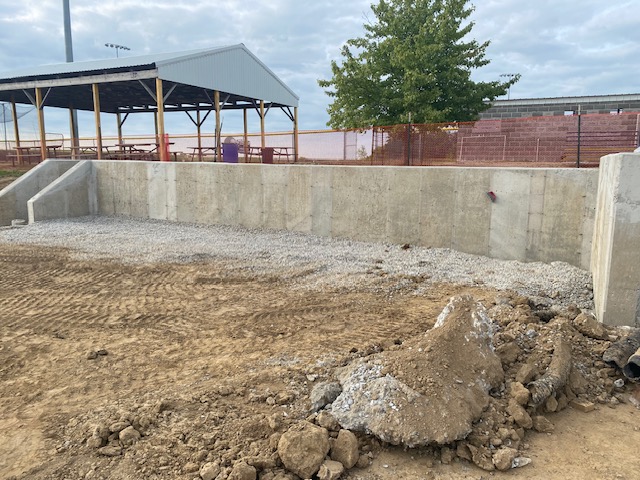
0 170 23 177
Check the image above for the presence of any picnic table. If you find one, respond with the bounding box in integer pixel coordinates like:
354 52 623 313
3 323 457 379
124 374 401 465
112 142 176 161
245 146 294 163
9 144 62 166
188 146 217 162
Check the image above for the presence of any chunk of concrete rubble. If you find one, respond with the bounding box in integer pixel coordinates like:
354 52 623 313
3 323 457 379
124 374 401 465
328 295 504 447
310 382 342 412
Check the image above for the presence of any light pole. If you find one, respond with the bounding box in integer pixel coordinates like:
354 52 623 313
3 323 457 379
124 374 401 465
500 73 518 100
63 0 79 151
105 43 130 58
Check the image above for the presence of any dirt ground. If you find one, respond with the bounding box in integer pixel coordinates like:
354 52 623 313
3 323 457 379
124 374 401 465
1 243 639 480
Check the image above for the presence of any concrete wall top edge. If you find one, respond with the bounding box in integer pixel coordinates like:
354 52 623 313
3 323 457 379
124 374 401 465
84 160 599 176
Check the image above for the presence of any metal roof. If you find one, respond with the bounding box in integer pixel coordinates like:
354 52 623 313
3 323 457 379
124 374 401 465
491 93 640 107
0 44 299 114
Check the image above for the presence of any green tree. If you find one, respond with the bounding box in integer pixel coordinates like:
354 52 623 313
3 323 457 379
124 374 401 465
318 0 519 129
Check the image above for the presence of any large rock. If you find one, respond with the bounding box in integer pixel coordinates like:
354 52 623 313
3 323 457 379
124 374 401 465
229 461 257 480
493 447 518 471
330 429 359 469
573 312 608 340
329 296 504 447
118 426 141 447
277 421 330 479
199 462 221 480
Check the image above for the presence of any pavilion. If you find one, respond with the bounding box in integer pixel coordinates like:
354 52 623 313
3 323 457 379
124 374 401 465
0 44 300 162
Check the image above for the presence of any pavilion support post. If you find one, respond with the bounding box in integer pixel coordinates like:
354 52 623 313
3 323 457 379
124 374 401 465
293 106 299 163
10 100 21 164
156 78 167 162
196 110 202 161
92 83 103 160
116 113 123 146
153 111 159 140
35 87 47 162
214 90 221 162
260 100 266 149
243 108 248 163
68 107 77 158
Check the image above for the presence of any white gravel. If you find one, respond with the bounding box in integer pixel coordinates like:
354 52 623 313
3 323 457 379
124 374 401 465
0 216 594 309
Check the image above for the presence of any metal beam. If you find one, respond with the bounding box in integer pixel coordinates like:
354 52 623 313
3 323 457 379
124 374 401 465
214 90 221 162
0 70 157 92
11 100 21 163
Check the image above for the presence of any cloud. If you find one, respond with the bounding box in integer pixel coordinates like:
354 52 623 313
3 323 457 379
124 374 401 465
0 0 638 137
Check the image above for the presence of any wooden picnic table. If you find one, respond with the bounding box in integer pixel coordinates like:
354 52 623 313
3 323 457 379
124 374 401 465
113 142 176 161
10 144 62 166
188 146 217 161
245 146 294 163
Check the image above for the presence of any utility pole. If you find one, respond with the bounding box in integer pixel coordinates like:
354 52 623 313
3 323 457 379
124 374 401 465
63 0 79 151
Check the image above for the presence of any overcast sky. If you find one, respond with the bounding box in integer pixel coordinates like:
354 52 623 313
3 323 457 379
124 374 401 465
0 0 638 138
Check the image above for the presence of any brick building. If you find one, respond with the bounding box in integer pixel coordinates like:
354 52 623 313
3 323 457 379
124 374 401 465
480 93 640 119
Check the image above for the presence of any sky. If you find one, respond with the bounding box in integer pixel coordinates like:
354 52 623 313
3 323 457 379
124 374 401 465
0 0 638 138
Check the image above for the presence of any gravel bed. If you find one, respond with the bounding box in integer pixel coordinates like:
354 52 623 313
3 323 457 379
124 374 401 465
0 215 594 309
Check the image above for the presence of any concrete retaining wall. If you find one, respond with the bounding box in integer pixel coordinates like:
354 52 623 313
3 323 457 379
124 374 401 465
27 160 97 223
0 159 78 225
592 153 640 327
92 161 598 269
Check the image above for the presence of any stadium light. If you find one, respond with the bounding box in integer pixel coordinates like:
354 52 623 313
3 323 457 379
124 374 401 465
500 73 518 100
105 43 131 58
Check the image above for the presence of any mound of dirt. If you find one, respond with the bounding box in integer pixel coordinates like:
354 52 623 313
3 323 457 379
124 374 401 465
329 295 504 447
1 244 639 480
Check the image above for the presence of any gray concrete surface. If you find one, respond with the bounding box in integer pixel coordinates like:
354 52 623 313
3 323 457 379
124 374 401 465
592 153 640 327
90 161 598 270
0 159 78 226
27 160 96 223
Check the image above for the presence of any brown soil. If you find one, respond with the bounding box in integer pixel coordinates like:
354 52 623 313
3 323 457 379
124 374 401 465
1 244 638 480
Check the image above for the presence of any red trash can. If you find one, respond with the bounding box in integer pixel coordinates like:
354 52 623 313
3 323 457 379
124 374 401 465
261 147 274 164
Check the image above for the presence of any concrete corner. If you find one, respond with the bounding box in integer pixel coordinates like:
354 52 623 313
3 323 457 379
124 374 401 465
592 153 640 327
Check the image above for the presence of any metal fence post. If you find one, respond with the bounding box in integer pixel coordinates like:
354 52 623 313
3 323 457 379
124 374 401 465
577 105 582 168
406 113 412 166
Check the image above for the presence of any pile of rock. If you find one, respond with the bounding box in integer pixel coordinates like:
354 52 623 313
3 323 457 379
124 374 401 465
304 294 639 473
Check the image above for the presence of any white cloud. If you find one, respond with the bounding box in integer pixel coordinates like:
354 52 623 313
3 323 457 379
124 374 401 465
0 0 638 136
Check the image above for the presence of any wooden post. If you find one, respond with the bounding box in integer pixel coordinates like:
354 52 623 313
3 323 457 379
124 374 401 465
35 87 47 162
243 108 248 163
214 90 221 162
156 78 166 162
293 106 299 163
10 100 21 164
260 100 266 149
92 83 103 160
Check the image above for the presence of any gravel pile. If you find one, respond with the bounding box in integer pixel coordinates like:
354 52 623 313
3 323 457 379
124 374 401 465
0 215 594 309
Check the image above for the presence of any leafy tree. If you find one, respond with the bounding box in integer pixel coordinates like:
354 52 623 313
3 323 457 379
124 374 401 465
318 0 519 129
